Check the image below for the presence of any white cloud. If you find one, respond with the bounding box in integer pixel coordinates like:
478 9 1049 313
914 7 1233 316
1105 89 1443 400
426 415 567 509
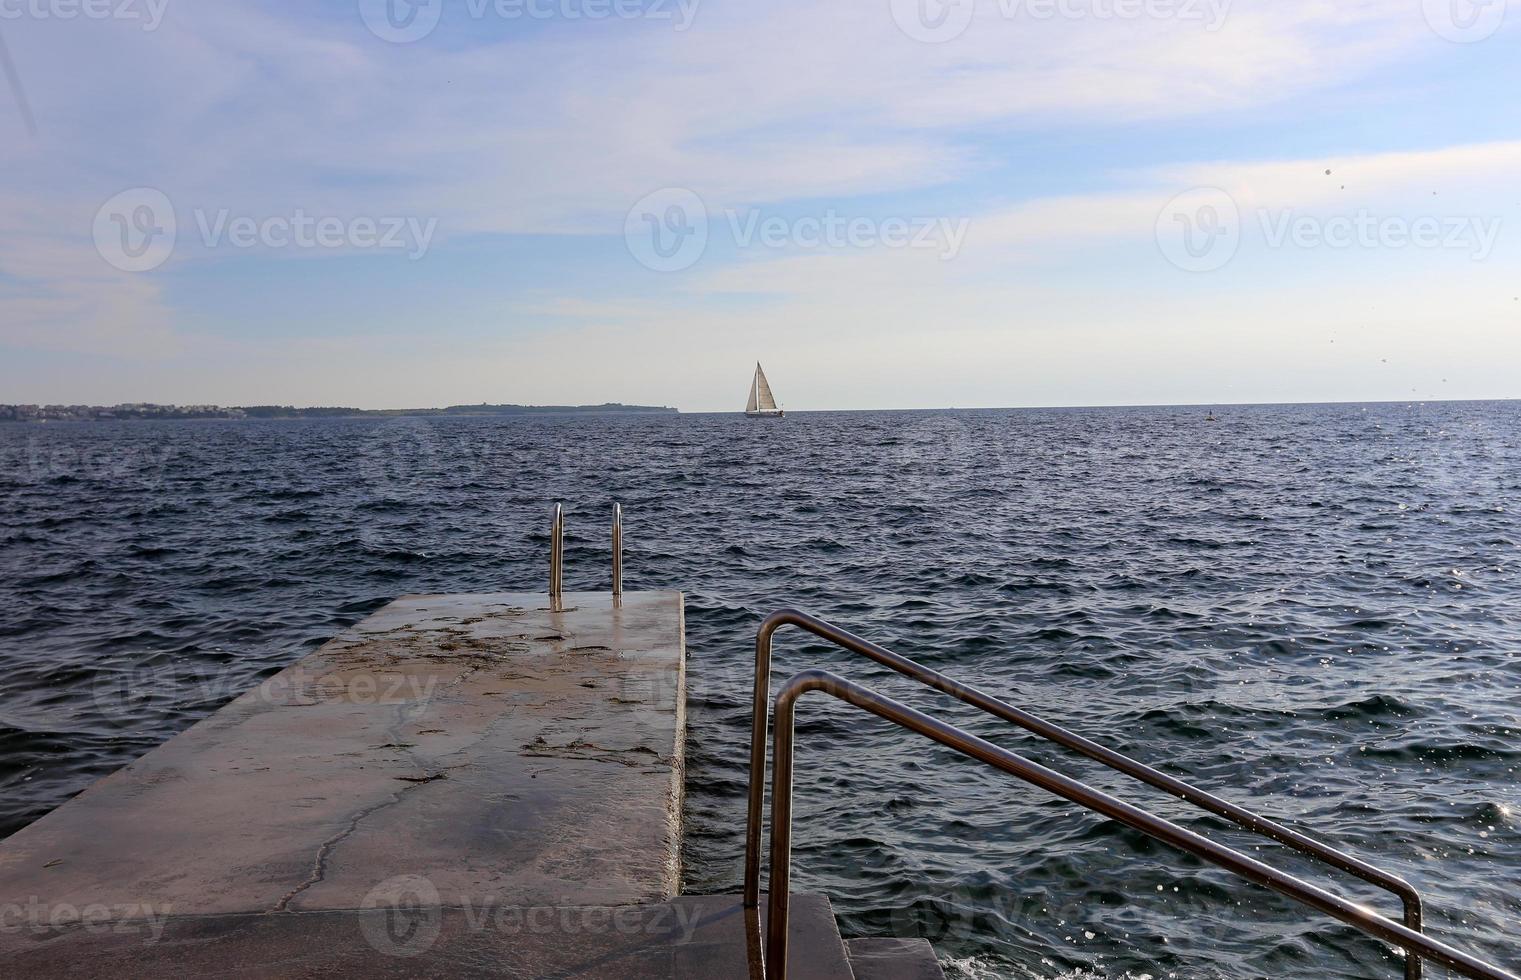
0 190 178 356
957 139 1521 253
0 0 1513 406
1 0 1457 229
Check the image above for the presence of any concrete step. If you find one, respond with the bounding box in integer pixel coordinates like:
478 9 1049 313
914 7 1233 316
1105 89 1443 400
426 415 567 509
1 894 856 979
846 938 947 980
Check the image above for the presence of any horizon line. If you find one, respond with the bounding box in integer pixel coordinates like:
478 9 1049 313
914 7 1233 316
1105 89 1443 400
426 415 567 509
690 395 1521 414
8 395 1520 417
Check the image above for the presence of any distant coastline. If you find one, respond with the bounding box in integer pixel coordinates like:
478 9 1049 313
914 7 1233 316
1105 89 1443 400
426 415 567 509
0 402 679 423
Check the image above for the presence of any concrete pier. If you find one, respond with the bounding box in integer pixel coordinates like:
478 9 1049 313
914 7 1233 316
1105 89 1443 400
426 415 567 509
0 588 942 978
0 595 685 955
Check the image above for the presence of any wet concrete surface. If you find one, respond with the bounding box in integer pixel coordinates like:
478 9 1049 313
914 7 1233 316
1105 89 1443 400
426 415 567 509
0 894 863 980
0 592 687 922
0 893 857 979
846 939 946 980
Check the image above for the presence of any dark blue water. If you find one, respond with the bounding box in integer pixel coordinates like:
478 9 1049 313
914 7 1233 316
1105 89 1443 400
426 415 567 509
2 403 1518 978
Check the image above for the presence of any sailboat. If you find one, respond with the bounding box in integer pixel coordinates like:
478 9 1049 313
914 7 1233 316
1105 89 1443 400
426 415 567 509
744 362 785 418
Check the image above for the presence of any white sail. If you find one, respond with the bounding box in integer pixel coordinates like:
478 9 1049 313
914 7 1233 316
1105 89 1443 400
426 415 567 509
745 373 759 413
753 363 778 411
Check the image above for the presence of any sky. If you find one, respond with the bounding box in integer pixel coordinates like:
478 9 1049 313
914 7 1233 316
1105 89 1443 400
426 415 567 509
1 0 1518 412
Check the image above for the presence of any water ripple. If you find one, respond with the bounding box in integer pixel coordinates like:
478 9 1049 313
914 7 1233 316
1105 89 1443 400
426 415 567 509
2 402 1520 977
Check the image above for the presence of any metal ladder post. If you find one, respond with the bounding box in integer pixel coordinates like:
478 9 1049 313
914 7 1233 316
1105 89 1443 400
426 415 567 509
549 503 564 602
612 502 623 599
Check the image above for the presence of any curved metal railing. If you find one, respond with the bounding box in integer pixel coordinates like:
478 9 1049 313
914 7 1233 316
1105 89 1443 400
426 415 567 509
745 609 1427 979
760 669 1516 980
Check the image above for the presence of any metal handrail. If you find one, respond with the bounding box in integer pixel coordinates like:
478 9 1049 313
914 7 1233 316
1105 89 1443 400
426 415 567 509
612 503 623 598
549 503 564 600
744 609 1427 978
548 502 625 601
764 669 1516 980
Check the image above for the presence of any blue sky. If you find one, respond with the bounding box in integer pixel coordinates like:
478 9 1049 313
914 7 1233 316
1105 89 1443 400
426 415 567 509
1 0 1518 411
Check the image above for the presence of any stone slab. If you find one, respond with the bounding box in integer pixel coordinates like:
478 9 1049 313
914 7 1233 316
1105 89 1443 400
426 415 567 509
0 894 854 980
0 592 686 922
846 937 947 980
